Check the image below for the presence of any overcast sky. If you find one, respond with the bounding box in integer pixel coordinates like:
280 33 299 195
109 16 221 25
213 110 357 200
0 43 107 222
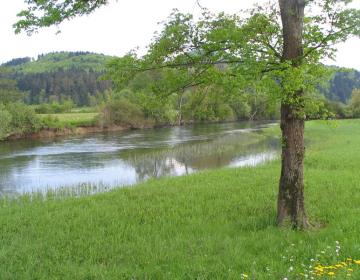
1 0 359 70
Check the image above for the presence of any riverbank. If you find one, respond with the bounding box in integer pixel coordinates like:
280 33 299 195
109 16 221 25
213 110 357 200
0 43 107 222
1 119 360 279
6 124 130 140
4 111 277 140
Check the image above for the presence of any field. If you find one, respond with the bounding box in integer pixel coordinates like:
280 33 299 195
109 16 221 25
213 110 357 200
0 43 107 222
1 119 360 279
40 112 99 130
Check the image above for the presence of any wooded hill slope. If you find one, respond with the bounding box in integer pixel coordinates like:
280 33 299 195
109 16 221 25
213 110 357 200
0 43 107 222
3 52 114 106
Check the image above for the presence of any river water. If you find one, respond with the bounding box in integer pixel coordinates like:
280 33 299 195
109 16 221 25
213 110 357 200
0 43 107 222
0 120 280 196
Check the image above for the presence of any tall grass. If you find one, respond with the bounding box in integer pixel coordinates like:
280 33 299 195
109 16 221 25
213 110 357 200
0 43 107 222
1 119 360 279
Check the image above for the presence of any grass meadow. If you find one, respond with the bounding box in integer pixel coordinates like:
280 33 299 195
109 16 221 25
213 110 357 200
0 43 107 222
40 112 99 130
1 119 360 279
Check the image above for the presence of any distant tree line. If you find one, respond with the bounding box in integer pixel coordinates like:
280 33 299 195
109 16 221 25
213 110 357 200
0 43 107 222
317 68 360 104
11 66 113 106
3 57 33 67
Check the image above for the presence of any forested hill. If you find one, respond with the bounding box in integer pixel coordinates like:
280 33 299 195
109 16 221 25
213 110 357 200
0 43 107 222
4 51 113 73
3 52 114 106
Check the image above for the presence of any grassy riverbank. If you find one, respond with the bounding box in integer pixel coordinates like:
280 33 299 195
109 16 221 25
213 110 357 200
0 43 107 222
1 120 360 279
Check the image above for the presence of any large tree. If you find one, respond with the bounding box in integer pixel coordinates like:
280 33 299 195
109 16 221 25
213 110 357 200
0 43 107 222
15 0 360 228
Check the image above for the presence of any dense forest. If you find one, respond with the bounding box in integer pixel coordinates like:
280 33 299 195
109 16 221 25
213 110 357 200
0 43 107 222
4 52 114 106
13 66 113 106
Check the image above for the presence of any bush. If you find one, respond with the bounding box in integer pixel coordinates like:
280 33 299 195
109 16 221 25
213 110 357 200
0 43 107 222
99 99 154 128
6 101 43 135
0 103 12 140
214 102 236 121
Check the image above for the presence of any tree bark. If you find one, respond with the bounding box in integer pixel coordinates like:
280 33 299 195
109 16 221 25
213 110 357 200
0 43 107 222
277 0 311 229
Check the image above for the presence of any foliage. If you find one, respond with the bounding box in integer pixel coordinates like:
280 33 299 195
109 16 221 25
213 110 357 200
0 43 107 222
0 103 12 140
348 88 360 117
14 1 109 35
103 2 360 117
13 66 112 107
98 99 154 129
3 57 32 67
5 102 43 135
2 52 359 119
0 66 27 104
8 51 113 73
317 68 360 104
1 120 360 278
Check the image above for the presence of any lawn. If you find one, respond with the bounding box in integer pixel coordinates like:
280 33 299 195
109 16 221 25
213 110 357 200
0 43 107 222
1 119 360 279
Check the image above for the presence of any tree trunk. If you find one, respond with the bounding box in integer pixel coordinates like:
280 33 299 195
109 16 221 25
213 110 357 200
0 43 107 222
277 0 311 229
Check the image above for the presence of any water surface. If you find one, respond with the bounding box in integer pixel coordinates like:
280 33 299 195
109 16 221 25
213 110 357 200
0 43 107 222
0 120 280 196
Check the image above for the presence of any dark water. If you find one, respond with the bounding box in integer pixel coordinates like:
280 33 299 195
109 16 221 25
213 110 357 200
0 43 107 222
0 120 280 196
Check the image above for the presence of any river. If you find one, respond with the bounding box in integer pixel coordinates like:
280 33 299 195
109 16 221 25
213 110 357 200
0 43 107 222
0 120 280 196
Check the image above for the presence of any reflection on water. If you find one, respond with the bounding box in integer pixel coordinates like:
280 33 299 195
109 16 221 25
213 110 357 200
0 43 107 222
0 120 280 196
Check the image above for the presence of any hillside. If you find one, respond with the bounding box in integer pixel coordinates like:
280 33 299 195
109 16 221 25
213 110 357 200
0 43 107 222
2 52 114 106
4 51 113 73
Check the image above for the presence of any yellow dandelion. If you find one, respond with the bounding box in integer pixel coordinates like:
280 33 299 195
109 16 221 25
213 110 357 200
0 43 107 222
348 269 354 272
346 274 351 276
328 272 335 276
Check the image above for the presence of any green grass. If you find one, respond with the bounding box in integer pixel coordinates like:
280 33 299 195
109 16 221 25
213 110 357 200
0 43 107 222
1 119 360 279
40 112 99 130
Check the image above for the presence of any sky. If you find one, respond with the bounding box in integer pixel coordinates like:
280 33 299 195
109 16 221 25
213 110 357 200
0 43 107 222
1 0 360 70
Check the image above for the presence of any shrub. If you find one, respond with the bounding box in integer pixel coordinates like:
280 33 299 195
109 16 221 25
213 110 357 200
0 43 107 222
6 101 43 135
0 103 12 140
99 99 154 128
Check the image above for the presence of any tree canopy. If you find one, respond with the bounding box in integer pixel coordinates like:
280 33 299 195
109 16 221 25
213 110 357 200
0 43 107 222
14 0 109 35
